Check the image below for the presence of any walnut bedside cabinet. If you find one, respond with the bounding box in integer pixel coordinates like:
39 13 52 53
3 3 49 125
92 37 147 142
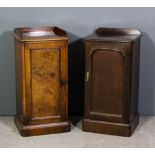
83 27 141 136
14 26 71 136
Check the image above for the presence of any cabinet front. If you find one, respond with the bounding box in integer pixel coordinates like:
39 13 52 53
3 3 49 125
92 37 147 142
23 41 67 124
85 42 131 123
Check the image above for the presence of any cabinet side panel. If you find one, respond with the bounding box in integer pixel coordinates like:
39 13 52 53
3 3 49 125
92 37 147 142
15 39 23 115
31 49 60 118
91 49 123 115
130 39 140 121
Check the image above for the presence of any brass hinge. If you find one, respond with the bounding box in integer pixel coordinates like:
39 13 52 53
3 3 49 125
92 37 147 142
85 72 89 82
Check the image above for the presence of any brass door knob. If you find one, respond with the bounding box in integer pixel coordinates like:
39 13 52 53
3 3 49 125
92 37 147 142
85 72 89 82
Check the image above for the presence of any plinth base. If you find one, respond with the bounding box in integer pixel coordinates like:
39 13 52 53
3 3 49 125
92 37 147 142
83 115 139 137
14 116 71 137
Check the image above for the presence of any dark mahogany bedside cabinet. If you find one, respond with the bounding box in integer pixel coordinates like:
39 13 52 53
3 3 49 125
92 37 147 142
83 27 141 137
13 26 71 136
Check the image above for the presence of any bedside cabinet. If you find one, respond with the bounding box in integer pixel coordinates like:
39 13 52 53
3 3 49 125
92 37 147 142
14 26 71 136
83 27 141 136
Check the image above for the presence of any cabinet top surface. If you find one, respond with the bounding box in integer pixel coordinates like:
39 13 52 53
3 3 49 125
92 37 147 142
14 26 68 41
85 27 142 42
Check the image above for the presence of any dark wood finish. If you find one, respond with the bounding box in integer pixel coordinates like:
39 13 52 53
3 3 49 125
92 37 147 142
83 27 141 137
14 26 71 136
